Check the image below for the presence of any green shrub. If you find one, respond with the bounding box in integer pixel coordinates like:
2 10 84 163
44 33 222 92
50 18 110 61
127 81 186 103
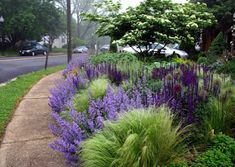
172 57 193 65
193 134 235 167
147 79 163 92
209 134 235 162
145 61 175 72
197 56 218 67
90 52 138 65
193 149 232 167
81 107 189 167
198 52 206 58
216 60 235 79
117 60 144 76
73 78 109 112
90 52 143 74
207 32 226 58
197 57 209 65
167 161 188 167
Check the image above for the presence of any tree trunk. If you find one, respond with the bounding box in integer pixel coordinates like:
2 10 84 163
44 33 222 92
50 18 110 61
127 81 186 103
67 0 72 63
76 11 81 38
109 37 117 52
49 37 54 52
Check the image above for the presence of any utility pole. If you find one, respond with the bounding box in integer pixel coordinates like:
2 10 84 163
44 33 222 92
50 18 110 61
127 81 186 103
67 0 72 63
0 16 5 56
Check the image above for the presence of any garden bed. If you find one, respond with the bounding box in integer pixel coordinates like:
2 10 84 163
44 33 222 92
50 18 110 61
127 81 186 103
49 53 235 166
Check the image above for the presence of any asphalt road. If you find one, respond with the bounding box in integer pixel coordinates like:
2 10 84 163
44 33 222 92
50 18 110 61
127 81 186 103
0 54 70 83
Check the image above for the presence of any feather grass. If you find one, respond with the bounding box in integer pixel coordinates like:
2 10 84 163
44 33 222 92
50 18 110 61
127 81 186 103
81 106 189 167
203 84 235 136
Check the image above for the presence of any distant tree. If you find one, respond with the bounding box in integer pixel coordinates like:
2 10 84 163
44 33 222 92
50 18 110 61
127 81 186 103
0 0 65 49
83 0 121 52
85 0 216 57
36 2 66 51
55 0 104 49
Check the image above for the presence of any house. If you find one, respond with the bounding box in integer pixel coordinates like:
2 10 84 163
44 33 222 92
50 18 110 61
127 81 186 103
52 35 67 48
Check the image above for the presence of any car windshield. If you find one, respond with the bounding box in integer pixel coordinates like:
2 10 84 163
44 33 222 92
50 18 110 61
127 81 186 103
22 42 36 50
22 43 35 50
151 43 164 49
76 46 85 49
166 43 179 49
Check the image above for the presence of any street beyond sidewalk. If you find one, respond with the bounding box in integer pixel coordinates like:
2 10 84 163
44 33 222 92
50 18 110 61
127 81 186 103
0 53 86 84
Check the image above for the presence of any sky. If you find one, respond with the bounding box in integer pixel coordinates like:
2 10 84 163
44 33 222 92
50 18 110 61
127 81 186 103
119 0 188 9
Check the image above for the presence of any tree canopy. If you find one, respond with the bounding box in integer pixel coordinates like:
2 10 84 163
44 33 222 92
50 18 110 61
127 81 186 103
190 0 235 30
85 0 216 56
0 0 66 49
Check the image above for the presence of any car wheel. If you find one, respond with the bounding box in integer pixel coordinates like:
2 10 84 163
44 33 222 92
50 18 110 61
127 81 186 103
32 52 35 56
43 51 47 56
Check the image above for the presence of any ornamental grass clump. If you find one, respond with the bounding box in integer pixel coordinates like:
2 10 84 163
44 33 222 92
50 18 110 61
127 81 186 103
73 78 109 112
81 107 189 167
202 83 235 136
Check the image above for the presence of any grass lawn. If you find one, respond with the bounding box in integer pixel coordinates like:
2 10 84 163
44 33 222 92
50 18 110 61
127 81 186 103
51 48 67 53
0 50 18 57
0 65 66 141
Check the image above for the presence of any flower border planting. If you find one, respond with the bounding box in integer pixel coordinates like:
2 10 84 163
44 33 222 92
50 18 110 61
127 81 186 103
49 54 235 166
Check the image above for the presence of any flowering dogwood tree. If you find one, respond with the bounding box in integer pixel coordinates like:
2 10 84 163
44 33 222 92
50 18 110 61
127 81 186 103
85 0 216 57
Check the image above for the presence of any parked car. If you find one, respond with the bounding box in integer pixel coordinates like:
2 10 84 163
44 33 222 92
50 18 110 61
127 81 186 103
73 46 89 53
123 43 188 58
151 43 189 58
19 42 48 56
100 44 110 52
123 45 143 53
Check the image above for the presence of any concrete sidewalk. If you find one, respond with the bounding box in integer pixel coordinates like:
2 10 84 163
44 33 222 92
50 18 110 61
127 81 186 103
0 72 66 167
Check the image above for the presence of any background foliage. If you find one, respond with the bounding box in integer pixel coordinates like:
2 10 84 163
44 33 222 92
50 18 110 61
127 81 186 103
84 0 216 57
0 0 66 49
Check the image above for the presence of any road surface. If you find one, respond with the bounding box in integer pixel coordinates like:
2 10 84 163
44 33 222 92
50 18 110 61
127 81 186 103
0 54 73 83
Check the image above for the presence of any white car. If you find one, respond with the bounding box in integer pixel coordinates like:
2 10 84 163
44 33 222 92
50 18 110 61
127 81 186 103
151 43 188 58
123 43 188 58
122 45 145 53
123 46 137 53
73 46 88 53
100 45 110 52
